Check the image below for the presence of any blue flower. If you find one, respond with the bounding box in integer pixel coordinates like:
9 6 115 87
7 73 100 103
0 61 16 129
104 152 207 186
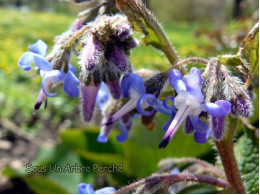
137 67 231 148
78 183 116 194
96 82 133 143
18 39 79 110
159 67 231 148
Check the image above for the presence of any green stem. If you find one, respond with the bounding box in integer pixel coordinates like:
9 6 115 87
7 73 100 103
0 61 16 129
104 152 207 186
214 117 246 194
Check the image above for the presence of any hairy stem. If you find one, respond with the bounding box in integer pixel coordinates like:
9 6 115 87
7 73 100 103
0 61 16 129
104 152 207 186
166 57 208 73
214 117 246 194
115 173 230 194
159 157 225 179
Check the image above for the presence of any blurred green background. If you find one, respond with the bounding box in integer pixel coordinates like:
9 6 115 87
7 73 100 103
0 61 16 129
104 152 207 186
0 0 258 193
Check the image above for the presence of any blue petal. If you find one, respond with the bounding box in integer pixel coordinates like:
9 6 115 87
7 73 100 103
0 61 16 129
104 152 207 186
189 87 204 103
28 39 48 56
204 100 231 117
170 167 180 174
41 70 66 97
78 183 95 194
96 82 110 110
63 71 79 97
95 187 116 194
18 52 34 71
121 74 131 98
137 95 156 116
168 69 182 88
129 73 146 96
33 54 52 71
116 120 129 143
121 73 146 98
183 67 202 91
190 116 210 144
173 79 187 93
69 64 77 76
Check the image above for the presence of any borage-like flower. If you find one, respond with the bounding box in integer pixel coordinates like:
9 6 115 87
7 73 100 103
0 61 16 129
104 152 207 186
161 68 231 148
78 183 116 194
18 39 79 112
96 82 134 143
138 67 231 148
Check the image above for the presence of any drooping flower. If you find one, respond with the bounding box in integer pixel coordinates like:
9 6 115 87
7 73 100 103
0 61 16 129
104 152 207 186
100 69 169 140
18 39 79 112
137 67 231 148
78 183 116 194
159 68 231 148
79 15 138 122
96 82 134 143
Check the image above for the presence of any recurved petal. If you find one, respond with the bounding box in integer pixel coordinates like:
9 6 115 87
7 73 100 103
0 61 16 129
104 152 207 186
129 73 146 96
63 71 79 97
204 100 231 117
18 52 34 71
81 84 100 122
41 70 66 97
168 69 182 88
183 67 202 91
121 74 131 98
28 39 48 56
33 54 52 71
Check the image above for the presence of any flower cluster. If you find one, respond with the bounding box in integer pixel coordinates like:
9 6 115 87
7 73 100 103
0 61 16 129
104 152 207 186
137 67 232 148
79 15 138 122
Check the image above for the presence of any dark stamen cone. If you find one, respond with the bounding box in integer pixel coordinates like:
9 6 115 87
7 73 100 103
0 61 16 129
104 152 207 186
159 136 170 149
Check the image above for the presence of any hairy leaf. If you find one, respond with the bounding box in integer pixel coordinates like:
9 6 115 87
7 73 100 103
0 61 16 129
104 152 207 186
238 23 259 77
236 129 259 194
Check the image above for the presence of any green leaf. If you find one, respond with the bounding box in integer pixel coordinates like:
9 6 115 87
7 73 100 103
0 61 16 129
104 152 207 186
121 113 212 177
236 129 259 194
238 23 259 77
24 177 68 194
116 0 178 64
59 128 130 173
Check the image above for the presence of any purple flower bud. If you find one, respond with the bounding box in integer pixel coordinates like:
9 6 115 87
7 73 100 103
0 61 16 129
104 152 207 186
231 97 253 117
211 116 226 140
115 25 130 40
80 37 104 71
70 18 84 32
108 48 129 72
107 79 121 99
81 84 100 122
